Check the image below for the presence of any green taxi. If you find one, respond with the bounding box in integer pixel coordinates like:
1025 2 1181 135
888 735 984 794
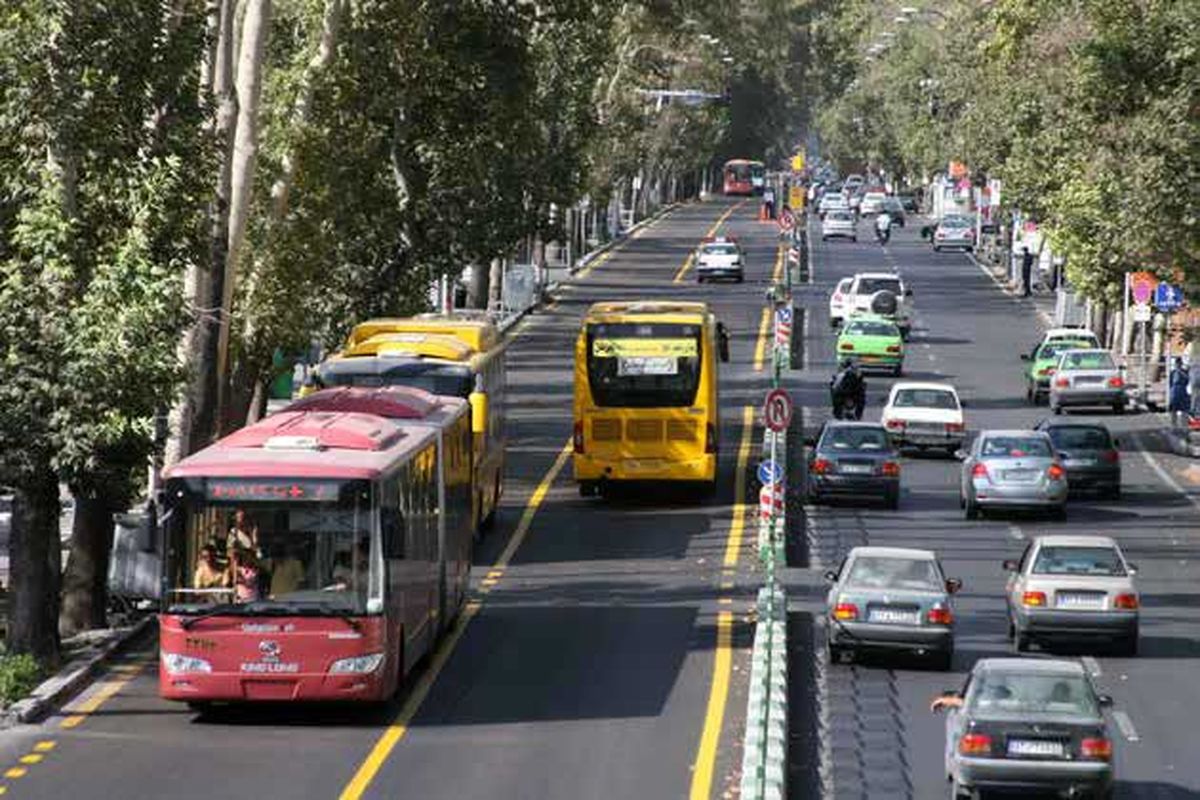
836 315 904 375
1021 338 1093 403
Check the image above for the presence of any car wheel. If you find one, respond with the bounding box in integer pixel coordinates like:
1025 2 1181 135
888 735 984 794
1110 484 1121 499
949 776 971 800
933 245 941 252
884 488 900 510
1025 383 1034 404
1014 627 1031 653
736 275 744 284
1120 635 1138 657
1051 505 1068 522
958 492 965 509
964 497 980 520
852 236 858 242
932 648 954 671
1051 403 1062 415
1006 617 1016 641
697 276 706 284
827 641 848 664
1112 401 1124 415
821 235 828 242
892 366 903 377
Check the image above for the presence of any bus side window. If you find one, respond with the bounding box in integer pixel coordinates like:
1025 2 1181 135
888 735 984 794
382 474 405 560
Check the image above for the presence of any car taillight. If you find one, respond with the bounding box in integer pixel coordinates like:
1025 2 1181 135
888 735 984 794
958 733 991 755
573 421 584 454
1107 376 1124 388
1055 377 1070 388
833 603 858 621
927 606 953 625
1114 593 1138 610
1189 416 1200 431
881 461 900 477
1081 737 1112 761
885 419 905 430
812 458 832 475
1022 591 1047 607
1102 449 1120 464
1038 367 1056 376
839 342 854 351
1047 464 1065 481
945 422 965 433
886 344 901 353
705 423 716 454
971 463 989 479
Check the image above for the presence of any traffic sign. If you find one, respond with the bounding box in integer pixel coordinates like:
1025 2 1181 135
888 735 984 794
791 154 805 173
1132 303 1152 322
789 185 804 209
763 388 793 432
1129 271 1158 305
775 306 793 347
778 208 795 231
757 459 783 485
759 483 784 521
1155 282 1185 311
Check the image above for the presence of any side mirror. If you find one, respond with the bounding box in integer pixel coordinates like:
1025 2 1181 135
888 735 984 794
469 390 489 435
804 435 818 447
1126 562 1138 575
1020 353 1031 361
1097 694 1114 708
905 288 913 297
717 323 731 363
954 450 968 461
1113 437 1121 448
823 570 838 583
945 578 963 594
1002 559 1019 572
958 400 967 408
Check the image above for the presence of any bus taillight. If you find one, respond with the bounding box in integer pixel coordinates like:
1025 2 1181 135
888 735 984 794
573 421 585 454
705 423 717 454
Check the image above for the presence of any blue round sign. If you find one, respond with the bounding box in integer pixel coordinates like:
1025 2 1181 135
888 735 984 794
757 459 783 485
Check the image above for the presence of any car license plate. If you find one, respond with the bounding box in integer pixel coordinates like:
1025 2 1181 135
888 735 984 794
1076 376 1104 385
868 608 918 624
839 464 873 475
625 459 662 472
1066 458 1097 466
1007 739 1063 758
1003 469 1038 482
1056 592 1105 609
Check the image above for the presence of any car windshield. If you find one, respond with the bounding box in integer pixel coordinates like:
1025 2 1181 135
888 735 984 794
969 672 1098 717
1032 546 1126 576
856 278 902 295
980 436 1052 457
703 244 738 256
883 198 903 211
845 556 940 591
822 426 891 452
893 389 958 409
1046 426 1112 450
845 320 899 337
1037 340 1091 361
1060 351 1115 370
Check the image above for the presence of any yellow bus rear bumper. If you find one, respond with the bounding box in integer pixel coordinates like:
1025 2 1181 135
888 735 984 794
573 453 716 483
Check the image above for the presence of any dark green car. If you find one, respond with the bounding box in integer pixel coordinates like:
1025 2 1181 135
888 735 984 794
1021 338 1093 403
836 315 904 375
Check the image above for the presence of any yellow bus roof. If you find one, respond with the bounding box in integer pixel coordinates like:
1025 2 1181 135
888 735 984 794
583 301 711 324
341 332 475 362
347 316 500 352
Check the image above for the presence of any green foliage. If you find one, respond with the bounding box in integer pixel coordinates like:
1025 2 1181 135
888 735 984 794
0 652 43 706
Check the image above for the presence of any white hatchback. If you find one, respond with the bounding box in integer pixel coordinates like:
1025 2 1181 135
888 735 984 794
821 210 857 242
881 382 966 453
829 277 854 328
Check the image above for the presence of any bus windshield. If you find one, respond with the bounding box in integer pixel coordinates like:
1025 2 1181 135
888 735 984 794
165 478 380 616
586 322 703 408
319 360 474 398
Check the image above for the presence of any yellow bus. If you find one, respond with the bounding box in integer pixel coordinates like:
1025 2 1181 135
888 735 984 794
309 316 506 531
573 301 730 496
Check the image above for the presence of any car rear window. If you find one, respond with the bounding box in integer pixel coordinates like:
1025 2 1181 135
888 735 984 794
980 437 1052 457
941 217 971 228
1037 340 1091 360
702 244 739 256
1060 351 1115 370
1046 426 1112 450
845 556 940 591
822 426 891 451
1032 545 1126 576
856 278 901 295
844 320 899 337
828 211 853 221
892 389 958 409
970 673 1098 717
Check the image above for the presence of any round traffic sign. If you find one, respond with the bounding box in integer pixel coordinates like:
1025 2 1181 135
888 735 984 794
763 388 793 432
757 459 784 485
778 208 795 231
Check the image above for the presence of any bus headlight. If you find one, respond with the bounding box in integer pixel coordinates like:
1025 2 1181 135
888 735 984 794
162 652 213 674
329 653 384 674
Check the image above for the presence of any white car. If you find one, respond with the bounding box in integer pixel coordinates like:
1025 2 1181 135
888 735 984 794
829 277 854 328
881 382 966 453
694 236 744 283
821 210 857 242
818 193 848 218
859 191 887 215
846 272 912 337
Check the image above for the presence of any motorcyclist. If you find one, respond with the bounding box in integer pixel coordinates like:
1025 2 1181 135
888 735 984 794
830 358 866 420
875 209 893 244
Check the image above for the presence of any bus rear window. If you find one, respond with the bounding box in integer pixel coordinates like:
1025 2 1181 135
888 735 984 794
586 322 703 408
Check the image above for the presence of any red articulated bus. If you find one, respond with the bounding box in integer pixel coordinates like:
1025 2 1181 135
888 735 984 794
723 159 766 196
159 388 471 707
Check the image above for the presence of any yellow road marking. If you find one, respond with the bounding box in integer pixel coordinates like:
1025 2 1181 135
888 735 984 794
33 743 54 753
673 200 747 284
3 769 24 780
18 756 41 766
771 244 784 283
688 611 733 800
59 662 145 729
339 440 573 800
753 307 771 371
723 406 754 568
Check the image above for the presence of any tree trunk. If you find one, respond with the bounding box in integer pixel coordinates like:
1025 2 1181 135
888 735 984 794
215 0 271 429
58 487 124 637
488 258 503 311
8 472 62 663
467 264 489 309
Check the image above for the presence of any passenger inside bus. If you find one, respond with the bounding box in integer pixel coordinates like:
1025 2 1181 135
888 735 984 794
231 546 261 602
192 543 229 590
330 539 370 595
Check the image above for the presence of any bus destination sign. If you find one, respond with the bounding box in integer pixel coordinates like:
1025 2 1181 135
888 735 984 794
205 479 341 502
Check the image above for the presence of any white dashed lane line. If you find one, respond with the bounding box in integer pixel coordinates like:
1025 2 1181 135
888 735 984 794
1113 710 1141 743
1007 524 1025 541
1082 656 1102 678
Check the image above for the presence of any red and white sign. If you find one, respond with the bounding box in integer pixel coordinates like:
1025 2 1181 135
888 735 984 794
763 388 793 432
759 483 784 521
775 308 792 347
1129 271 1158 306
778 208 795 231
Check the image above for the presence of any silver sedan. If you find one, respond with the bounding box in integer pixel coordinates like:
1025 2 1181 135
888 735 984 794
1049 349 1126 414
936 658 1115 800
959 430 1068 520
1004 534 1139 655
825 546 960 669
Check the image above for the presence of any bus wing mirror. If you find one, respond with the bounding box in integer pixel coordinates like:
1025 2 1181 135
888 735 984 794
469 390 489 435
717 323 731 363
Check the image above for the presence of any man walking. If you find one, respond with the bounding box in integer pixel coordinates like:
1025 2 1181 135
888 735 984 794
1021 246 1035 297
1169 356 1190 427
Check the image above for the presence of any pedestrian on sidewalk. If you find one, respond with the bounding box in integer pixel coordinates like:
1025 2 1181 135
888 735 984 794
1021 246 1034 297
763 186 776 220
1169 356 1190 427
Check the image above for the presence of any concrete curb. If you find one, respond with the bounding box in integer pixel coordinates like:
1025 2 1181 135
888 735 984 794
3 615 153 726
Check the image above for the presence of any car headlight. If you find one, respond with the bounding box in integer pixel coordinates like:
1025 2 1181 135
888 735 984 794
162 652 213 674
329 653 385 674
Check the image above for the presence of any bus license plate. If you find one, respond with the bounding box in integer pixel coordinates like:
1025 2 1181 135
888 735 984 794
1007 739 1063 758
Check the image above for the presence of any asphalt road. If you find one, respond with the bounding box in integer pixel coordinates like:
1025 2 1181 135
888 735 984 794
0 197 786 800
787 216 1200 799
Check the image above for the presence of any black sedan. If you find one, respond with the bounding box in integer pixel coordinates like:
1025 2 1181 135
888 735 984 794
805 421 901 509
1035 420 1122 497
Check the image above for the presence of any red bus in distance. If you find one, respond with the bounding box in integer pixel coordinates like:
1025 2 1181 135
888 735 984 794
723 159 766 196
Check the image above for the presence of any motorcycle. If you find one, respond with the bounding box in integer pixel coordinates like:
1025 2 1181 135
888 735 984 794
831 379 867 420
875 225 891 245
